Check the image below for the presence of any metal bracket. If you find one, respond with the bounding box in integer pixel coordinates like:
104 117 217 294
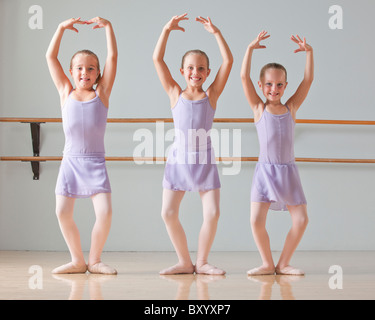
30 161 40 180
30 122 41 157
22 122 45 180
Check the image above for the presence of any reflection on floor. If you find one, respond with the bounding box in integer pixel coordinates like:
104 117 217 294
1 251 374 300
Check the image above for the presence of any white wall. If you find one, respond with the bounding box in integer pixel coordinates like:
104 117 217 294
1 0 374 251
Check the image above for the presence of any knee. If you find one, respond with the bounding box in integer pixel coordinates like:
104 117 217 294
293 212 309 229
161 207 179 223
300 215 309 228
55 207 72 221
250 214 265 230
97 207 112 221
204 207 220 223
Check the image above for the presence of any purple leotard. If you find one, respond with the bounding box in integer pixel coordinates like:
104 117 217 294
163 93 220 192
55 91 111 198
251 104 306 211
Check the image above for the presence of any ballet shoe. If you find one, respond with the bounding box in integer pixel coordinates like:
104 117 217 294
195 263 226 275
159 264 195 275
52 262 87 274
275 265 304 276
247 266 275 276
88 262 117 275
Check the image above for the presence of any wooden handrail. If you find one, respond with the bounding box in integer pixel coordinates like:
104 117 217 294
1 117 375 125
1 156 375 164
1 116 374 179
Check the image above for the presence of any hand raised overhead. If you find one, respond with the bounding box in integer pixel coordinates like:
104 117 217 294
291 35 312 53
248 30 270 50
59 17 87 33
86 16 111 29
164 13 189 32
195 16 220 34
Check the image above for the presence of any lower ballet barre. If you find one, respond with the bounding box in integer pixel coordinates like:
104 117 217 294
1 117 375 180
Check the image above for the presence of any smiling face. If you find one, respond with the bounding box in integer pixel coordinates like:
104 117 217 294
180 53 211 88
258 68 288 102
69 53 100 89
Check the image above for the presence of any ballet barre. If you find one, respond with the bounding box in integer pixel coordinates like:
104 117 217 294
1 117 375 180
1 117 375 125
1 156 375 163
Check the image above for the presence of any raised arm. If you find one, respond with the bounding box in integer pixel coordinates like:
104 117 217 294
88 17 118 106
240 31 270 114
152 14 188 106
286 35 314 112
196 17 233 106
46 18 86 104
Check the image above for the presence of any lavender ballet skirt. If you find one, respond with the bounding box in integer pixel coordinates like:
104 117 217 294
55 155 111 198
251 162 306 211
163 145 220 192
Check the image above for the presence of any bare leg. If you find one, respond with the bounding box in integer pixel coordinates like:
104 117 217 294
195 189 225 275
248 202 275 275
276 204 308 275
160 188 194 275
53 195 86 273
87 193 116 274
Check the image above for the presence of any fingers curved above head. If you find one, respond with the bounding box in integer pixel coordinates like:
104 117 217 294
71 18 84 25
177 13 189 19
87 17 104 24
259 32 270 40
195 16 207 22
291 36 299 44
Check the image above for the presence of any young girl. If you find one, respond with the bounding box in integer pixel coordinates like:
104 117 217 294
46 17 118 274
153 13 233 275
241 31 314 275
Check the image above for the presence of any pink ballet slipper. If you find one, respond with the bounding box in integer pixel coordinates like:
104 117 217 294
247 266 275 276
88 262 117 275
275 265 304 276
195 263 226 275
159 264 195 275
52 262 87 274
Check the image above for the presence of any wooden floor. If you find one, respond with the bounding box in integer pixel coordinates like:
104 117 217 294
1 251 374 300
